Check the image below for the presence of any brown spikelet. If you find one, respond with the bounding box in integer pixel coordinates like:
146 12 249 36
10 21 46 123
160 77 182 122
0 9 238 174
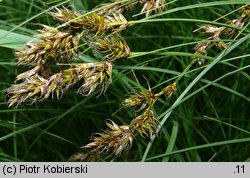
50 7 108 34
90 34 130 61
105 13 128 32
222 17 245 37
122 89 157 112
16 26 82 65
15 64 50 81
140 0 166 17
192 41 211 65
130 108 158 139
7 74 49 107
7 62 112 107
163 83 177 99
192 24 227 65
84 120 133 157
77 61 112 96
50 7 128 34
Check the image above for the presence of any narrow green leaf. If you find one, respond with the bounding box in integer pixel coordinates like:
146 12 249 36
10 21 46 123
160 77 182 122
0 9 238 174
162 120 179 162
146 137 250 161
0 29 35 49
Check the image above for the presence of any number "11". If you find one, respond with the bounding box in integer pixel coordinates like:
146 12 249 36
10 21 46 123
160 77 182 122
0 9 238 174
235 165 245 174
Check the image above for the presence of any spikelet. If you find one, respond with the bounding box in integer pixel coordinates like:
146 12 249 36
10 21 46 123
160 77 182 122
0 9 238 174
122 89 157 112
50 7 128 34
15 64 50 81
192 24 226 65
198 24 227 49
241 5 250 20
192 41 211 65
7 62 112 107
16 26 81 65
50 7 108 34
163 83 177 99
222 17 245 37
84 120 133 156
130 108 158 139
77 61 112 96
91 34 130 61
7 74 49 107
218 7 248 37
140 0 166 17
105 13 128 32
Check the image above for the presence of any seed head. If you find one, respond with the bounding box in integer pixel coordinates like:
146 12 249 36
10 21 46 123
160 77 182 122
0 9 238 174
16 26 81 65
140 0 166 17
91 34 130 61
7 62 112 107
77 61 112 96
163 83 177 99
50 7 127 34
222 18 245 37
122 89 157 112
50 7 108 34
130 108 158 139
84 120 134 157
193 41 211 64
7 74 49 107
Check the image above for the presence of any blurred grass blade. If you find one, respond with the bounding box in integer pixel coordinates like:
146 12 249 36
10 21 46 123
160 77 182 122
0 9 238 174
162 120 179 162
0 29 36 49
146 137 250 161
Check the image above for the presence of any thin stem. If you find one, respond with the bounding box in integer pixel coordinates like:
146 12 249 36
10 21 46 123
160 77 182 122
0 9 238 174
174 60 196 84
110 18 249 33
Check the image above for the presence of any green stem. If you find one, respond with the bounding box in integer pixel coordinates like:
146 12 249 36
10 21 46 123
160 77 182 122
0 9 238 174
110 18 248 32
174 60 196 84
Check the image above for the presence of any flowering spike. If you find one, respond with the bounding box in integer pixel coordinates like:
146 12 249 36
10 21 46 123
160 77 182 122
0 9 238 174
90 34 130 61
16 26 81 65
140 0 166 17
84 120 133 157
222 18 245 37
130 108 158 139
122 89 157 112
50 7 127 34
77 62 112 96
7 62 112 107
163 83 177 99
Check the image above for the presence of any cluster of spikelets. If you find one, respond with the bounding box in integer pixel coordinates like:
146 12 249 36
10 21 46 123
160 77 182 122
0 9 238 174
192 5 250 65
8 62 113 107
7 8 132 107
8 0 168 107
77 83 176 160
